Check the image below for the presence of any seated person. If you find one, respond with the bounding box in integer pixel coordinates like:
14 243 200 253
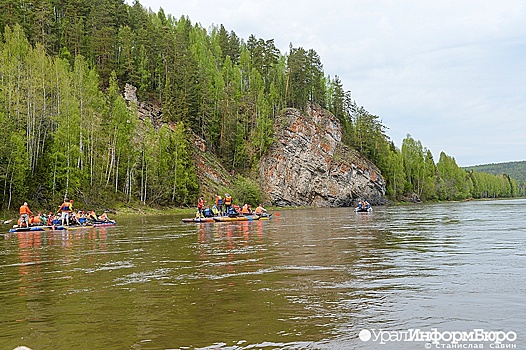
227 206 239 216
203 206 213 217
98 211 111 222
254 204 267 216
211 205 220 216
241 204 252 215
32 213 43 226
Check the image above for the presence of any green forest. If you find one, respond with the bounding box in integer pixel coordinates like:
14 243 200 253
0 0 521 213
465 161 526 183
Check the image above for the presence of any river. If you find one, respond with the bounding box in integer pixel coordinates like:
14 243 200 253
1 199 525 349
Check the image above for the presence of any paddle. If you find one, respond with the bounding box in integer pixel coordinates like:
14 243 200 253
3 219 13 224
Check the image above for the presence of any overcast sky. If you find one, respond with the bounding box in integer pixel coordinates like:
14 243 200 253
129 0 526 166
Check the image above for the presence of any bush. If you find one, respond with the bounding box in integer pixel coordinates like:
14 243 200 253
231 175 263 206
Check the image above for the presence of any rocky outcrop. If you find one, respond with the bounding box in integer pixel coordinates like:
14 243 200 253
258 104 386 207
124 84 163 129
124 85 386 207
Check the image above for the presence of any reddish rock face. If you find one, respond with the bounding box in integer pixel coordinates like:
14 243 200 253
259 104 386 207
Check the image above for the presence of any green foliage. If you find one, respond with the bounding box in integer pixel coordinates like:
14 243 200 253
422 150 437 200
436 152 472 200
400 135 436 200
372 133 517 202
465 161 526 182
231 175 263 206
1 3 332 177
378 144 406 199
0 4 520 212
0 24 200 210
286 46 325 109
468 171 518 198
464 161 526 196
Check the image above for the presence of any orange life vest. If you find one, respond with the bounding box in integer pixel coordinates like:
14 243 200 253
59 201 72 212
20 204 32 215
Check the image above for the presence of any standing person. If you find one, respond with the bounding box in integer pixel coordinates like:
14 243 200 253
58 198 73 226
19 202 32 228
224 193 232 215
197 197 206 218
215 194 224 215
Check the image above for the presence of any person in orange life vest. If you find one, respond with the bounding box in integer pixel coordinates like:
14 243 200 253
33 212 46 225
215 195 224 215
32 212 43 225
19 202 32 228
254 204 267 216
241 204 252 215
197 197 206 218
224 193 232 215
58 198 73 226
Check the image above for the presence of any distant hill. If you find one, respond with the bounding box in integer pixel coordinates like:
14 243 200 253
464 161 526 182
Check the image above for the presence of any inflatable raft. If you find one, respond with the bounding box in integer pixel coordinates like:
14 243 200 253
182 214 271 223
8 221 116 233
181 217 216 223
354 207 372 213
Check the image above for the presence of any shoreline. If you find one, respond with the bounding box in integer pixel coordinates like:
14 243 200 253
3 197 523 222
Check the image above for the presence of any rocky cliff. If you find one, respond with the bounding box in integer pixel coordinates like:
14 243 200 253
124 85 386 207
258 104 386 207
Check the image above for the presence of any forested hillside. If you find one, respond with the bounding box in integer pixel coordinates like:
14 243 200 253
465 161 526 183
0 0 520 212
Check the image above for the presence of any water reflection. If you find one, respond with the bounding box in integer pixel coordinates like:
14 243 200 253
7 228 109 293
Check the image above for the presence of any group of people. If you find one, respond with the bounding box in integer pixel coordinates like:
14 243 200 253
196 193 267 218
18 199 112 228
355 200 372 211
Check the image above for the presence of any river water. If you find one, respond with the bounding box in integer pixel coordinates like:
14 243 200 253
1 199 525 350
